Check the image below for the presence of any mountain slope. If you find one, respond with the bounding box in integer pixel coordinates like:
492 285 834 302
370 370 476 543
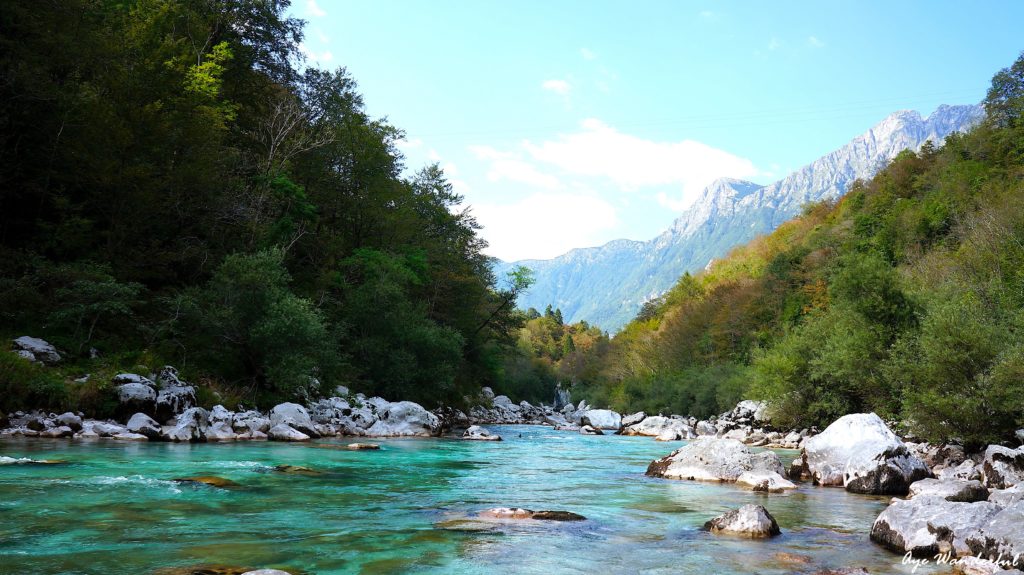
496 104 985 331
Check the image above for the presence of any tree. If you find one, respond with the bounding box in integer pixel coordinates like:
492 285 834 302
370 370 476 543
985 51 1024 128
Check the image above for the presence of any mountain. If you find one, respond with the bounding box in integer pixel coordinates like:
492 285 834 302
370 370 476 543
495 104 985 332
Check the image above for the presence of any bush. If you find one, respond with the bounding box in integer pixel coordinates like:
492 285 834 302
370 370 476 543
0 350 68 413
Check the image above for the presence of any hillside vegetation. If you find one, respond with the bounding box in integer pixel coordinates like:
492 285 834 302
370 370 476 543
0 0 533 413
566 53 1024 446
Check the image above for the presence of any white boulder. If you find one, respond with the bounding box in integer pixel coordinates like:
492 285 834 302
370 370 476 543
646 437 784 482
704 504 781 538
364 401 439 437
803 412 930 494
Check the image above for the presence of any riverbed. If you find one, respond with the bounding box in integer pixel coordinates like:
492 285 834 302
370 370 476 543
0 425 940 574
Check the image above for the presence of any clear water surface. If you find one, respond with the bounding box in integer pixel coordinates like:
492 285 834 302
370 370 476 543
0 425 941 574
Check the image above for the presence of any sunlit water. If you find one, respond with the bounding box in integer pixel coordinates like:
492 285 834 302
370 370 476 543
0 425 940 574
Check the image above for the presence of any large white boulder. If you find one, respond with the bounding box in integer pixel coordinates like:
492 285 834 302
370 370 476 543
580 409 622 431
646 437 784 482
870 496 1003 557
736 471 797 493
803 413 930 494
981 445 1024 489
965 501 1024 569
364 401 440 437
704 504 780 538
115 376 158 417
12 336 61 364
269 402 318 437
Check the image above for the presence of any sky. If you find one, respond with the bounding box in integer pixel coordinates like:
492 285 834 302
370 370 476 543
291 0 1024 261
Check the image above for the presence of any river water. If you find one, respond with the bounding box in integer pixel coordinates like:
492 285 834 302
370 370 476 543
0 425 940 574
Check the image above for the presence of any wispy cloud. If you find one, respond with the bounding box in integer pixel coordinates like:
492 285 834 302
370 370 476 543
306 0 326 18
469 145 563 190
541 79 572 96
808 35 825 48
580 47 597 61
699 10 717 20
299 42 333 64
768 37 781 51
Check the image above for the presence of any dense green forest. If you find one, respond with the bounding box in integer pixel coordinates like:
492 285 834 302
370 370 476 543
0 0 537 413
569 53 1024 446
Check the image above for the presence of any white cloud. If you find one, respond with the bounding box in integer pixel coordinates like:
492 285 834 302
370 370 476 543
316 28 330 43
699 10 717 19
298 42 333 64
306 0 327 18
541 79 572 96
395 138 423 150
808 35 825 48
580 47 597 60
522 119 758 209
470 145 563 190
768 37 781 51
474 193 619 261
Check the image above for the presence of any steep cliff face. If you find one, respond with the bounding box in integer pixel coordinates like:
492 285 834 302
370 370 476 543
495 104 985 332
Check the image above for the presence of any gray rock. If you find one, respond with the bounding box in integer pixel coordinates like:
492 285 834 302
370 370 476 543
804 412 930 494
116 380 157 417
91 421 127 437
704 504 781 537
267 423 310 442
940 460 983 482
736 471 797 493
126 413 161 439
163 407 208 442
621 411 647 427
953 556 1005 575
695 420 717 436
580 409 622 430
269 402 318 437
56 412 82 432
623 415 691 438
965 501 1024 569
364 401 439 437
154 367 197 422
981 445 1024 489
988 483 1024 506
40 425 73 438
232 410 271 434
579 424 604 435
12 336 61 364
462 425 501 441
870 496 1003 557
646 437 784 482
492 395 516 409
908 478 989 502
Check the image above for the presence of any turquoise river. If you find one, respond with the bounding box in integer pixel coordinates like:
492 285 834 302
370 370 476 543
0 425 941 574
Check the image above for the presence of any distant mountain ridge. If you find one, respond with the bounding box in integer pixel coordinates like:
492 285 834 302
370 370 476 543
494 104 985 332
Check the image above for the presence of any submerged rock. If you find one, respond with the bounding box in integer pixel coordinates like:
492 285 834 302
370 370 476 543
273 465 320 475
870 496 1003 557
704 504 781 538
345 443 380 450
462 425 501 441
803 413 929 494
646 437 783 483
477 508 586 521
173 476 240 488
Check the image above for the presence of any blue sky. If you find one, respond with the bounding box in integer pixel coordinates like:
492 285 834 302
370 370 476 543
292 0 1024 261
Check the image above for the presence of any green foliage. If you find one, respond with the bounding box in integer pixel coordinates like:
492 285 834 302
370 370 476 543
182 249 337 403
0 351 68 413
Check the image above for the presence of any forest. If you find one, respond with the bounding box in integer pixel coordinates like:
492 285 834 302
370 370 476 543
562 52 1024 446
0 0 536 413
